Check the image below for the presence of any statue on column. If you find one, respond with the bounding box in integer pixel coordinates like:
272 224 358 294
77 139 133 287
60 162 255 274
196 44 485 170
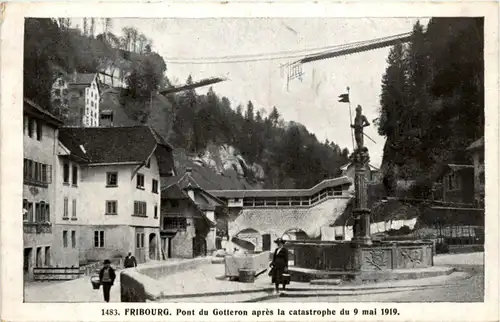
350 105 370 150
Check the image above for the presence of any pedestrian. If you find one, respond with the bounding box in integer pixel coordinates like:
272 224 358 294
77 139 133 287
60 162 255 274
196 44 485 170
124 252 137 268
269 238 289 294
99 259 116 303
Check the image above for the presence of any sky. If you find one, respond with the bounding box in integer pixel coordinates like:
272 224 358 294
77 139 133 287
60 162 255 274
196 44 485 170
74 18 429 167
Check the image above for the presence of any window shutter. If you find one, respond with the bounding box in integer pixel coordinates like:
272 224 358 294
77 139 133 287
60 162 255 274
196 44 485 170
100 231 104 247
47 165 52 184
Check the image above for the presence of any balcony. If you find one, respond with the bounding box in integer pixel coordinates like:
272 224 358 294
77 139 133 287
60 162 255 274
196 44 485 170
23 222 52 234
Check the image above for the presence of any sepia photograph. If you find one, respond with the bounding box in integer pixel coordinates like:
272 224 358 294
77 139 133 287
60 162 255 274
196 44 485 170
20 14 486 306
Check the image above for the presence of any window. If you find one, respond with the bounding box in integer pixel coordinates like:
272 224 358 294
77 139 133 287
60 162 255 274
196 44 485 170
55 89 61 96
164 217 187 230
23 199 28 221
105 201 117 215
43 203 50 222
136 173 145 189
23 159 51 186
136 233 145 248
154 205 158 219
152 179 158 194
27 202 33 222
71 231 76 248
28 118 34 138
63 231 68 248
63 198 69 219
133 201 147 217
36 120 43 141
58 79 64 86
94 231 104 248
72 199 77 219
106 172 118 187
35 203 41 222
72 166 78 185
479 171 485 185
63 163 70 184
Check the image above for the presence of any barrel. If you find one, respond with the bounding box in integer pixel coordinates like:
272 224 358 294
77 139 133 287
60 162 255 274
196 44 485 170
238 269 256 283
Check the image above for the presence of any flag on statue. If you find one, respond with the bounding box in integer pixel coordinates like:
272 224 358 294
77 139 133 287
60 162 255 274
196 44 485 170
338 93 349 103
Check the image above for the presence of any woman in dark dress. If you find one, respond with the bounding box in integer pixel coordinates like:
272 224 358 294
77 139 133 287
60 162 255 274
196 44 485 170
270 238 289 294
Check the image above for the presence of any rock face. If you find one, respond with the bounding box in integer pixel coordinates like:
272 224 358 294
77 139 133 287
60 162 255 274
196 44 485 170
194 143 265 185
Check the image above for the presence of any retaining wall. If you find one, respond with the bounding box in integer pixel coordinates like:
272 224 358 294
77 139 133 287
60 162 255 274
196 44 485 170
120 257 212 302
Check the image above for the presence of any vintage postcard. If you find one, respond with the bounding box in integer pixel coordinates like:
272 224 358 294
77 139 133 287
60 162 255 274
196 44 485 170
0 1 498 321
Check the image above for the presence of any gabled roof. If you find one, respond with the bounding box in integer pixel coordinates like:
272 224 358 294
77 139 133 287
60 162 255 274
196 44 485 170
466 137 484 151
58 126 173 166
161 171 225 206
162 184 216 227
24 98 64 127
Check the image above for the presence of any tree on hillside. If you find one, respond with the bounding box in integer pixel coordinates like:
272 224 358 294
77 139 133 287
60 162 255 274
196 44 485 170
269 106 280 127
378 18 484 196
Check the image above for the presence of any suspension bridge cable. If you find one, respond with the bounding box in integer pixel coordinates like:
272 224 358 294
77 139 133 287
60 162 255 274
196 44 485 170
163 32 412 64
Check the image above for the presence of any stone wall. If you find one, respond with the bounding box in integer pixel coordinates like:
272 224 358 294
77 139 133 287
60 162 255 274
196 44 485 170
228 197 350 249
120 257 212 302
289 240 433 272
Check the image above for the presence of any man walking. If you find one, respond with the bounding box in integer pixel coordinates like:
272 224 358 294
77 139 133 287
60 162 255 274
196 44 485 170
124 252 137 268
99 259 116 303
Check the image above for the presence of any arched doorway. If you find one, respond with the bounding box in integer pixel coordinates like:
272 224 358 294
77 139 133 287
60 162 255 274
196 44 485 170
281 229 309 267
149 233 157 260
282 228 309 241
233 228 260 252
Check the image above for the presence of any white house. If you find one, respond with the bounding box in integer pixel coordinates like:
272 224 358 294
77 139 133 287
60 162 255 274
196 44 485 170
57 126 176 264
66 73 101 127
23 98 64 280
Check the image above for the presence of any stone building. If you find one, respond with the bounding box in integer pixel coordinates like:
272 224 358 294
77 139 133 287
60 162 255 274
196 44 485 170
208 177 352 252
23 98 64 280
160 169 221 258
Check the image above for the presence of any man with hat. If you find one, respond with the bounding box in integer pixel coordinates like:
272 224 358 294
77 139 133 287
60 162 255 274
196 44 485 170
99 259 116 302
269 237 289 294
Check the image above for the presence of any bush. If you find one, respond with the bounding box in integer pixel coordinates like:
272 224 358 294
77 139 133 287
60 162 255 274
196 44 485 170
435 242 449 254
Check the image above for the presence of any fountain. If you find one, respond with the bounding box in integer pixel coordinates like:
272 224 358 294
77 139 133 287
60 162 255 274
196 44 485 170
288 105 434 283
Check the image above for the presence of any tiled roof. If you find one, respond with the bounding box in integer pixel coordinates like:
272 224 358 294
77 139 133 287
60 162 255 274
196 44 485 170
161 171 225 206
466 137 484 151
70 73 96 85
208 177 351 198
58 126 172 166
162 184 189 200
24 98 64 127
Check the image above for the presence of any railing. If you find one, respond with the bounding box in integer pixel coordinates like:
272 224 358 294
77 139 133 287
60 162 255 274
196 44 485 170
23 222 52 234
240 189 348 209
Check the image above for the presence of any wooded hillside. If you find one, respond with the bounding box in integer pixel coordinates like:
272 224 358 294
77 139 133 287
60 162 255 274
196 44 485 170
377 18 484 197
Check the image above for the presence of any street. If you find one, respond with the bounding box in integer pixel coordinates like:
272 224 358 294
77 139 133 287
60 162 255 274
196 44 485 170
24 252 484 303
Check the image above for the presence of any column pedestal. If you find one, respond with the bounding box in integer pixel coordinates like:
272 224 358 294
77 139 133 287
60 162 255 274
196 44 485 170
350 147 372 248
